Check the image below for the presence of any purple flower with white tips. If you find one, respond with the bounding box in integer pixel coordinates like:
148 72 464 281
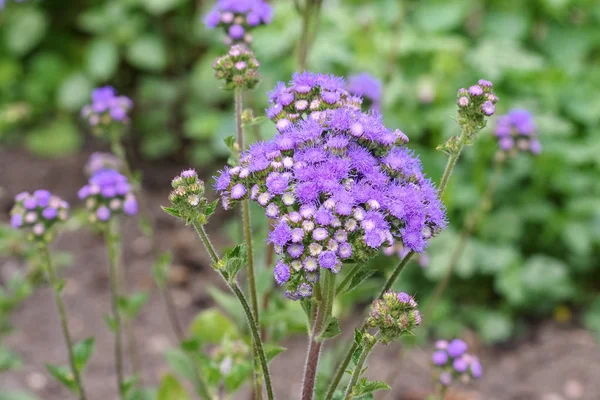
10 190 70 242
81 86 133 133
203 0 272 44
494 108 540 155
79 169 138 223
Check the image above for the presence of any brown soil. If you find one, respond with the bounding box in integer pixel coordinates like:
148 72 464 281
1 148 599 400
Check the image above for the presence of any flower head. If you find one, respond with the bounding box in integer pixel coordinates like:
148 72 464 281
367 291 421 344
166 169 214 224
79 169 137 224
10 190 69 243
81 86 133 134
432 338 482 386
213 45 260 90
204 0 273 45
347 73 382 112
84 152 122 177
494 108 540 155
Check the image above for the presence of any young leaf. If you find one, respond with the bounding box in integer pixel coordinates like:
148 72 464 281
264 344 286 362
45 364 77 392
161 206 181 219
165 349 197 383
121 376 139 399
223 244 247 282
118 292 149 320
351 344 364 367
352 378 391 398
157 374 190 400
204 200 219 219
0 346 23 372
318 317 341 341
339 267 376 295
224 135 237 152
354 328 364 345
73 338 95 372
103 314 117 332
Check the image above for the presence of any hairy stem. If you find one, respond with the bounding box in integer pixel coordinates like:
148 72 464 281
296 0 323 70
343 335 378 400
191 221 274 400
41 245 88 400
104 219 125 398
301 270 335 400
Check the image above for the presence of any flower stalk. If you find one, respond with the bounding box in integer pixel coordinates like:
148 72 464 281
343 333 378 400
41 245 88 400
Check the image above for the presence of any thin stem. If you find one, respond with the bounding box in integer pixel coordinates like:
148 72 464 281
424 157 504 320
335 263 361 295
191 220 274 400
296 0 323 70
437 134 468 196
343 334 378 400
41 245 88 400
104 219 125 399
301 269 335 400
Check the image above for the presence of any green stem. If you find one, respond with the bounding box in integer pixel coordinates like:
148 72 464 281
104 219 125 399
191 221 274 400
424 157 504 320
437 134 468 196
343 334 378 400
296 0 323 70
301 269 335 400
335 263 361 295
41 245 88 400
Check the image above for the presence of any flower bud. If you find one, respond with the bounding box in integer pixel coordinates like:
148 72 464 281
213 45 261 91
367 291 421 344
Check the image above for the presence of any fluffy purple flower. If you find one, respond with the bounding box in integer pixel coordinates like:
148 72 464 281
274 261 290 285
452 357 469 373
347 73 382 111
96 206 111 221
318 251 338 270
494 108 540 154
203 0 273 44
231 183 247 199
468 85 483 96
482 101 495 116
10 214 23 228
123 197 138 215
82 86 132 129
447 339 468 358
470 359 483 378
270 221 292 246
432 350 448 365
266 172 289 195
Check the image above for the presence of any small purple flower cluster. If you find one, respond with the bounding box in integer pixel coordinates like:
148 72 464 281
10 190 69 242
81 86 133 131
266 72 363 132
84 152 122 177
383 241 429 268
78 169 138 223
215 72 446 298
213 45 261 90
204 0 273 45
457 79 498 118
432 339 482 386
367 291 422 343
494 108 541 154
347 73 382 112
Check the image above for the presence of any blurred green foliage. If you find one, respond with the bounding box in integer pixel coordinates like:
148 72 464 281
1 0 600 344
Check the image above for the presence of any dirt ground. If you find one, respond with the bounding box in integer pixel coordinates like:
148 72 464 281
1 148 599 400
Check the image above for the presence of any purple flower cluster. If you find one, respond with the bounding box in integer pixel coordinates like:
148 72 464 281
10 190 69 242
494 109 541 154
367 291 422 343
204 0 273 45
433 339 482 386
215 73 446 298
81 86 133 130
84 152 122 177
78 169 138 223
213 45 260 90
347 73 382 112
266 72 363 132
457 79 498 118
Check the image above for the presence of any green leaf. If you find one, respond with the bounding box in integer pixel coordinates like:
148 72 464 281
338 266 375 295
25 118 83 158
104 314 117 332
73 338 95 372
318 317 342 340
224 136 237 152
4 8 48 56
118 292 149 320
152 251 172 288
204 200 219 219
161 206 181 219
86 39 119 81
56 73 93 111
157 374 190 400
121 376 139 398
353 329 363 346
0 392 40 400
45 364 77 392
352 378 391 398
0 346 22 372
207 287 245 326
222 244 247 282
165 349 197 382
264 345 286 363
126 36 167 72
189 308 239 344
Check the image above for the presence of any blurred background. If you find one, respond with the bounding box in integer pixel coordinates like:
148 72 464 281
1 0 600 399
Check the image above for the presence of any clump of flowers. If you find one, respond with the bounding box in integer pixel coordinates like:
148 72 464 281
204 0 273 45
215 73 446 299
456 80 498 134
367 291 422 344
347 73 382 112
84 152 122 177
494 108 541 154
213 45 261 90
10 190 69 242
81 86 133 132
432 339 483 387
266 71 362 132
78 169 138 223
168 169 212 224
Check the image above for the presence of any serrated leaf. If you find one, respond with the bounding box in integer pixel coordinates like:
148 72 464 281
45 364 77 392
222 244 247 282
73 338 95 372
318 317 341 341
264 345 286 362
224 136 237 151
351 344 364 367
157 374 190 400
354 329 363 346
204 200 219 219
352 378 391 398
161 206 181 219
189 308 239 344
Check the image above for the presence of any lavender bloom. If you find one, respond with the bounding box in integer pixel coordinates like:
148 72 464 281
81 86 133 132
347 73 382 112
203 0 273 44
214 72 447 298
447 339 468 357
79 169 138 223
85 152 122 177
493 108 540 155
432 351 448 365
10 191 69 242
274 261 290 285
432 338 482 387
